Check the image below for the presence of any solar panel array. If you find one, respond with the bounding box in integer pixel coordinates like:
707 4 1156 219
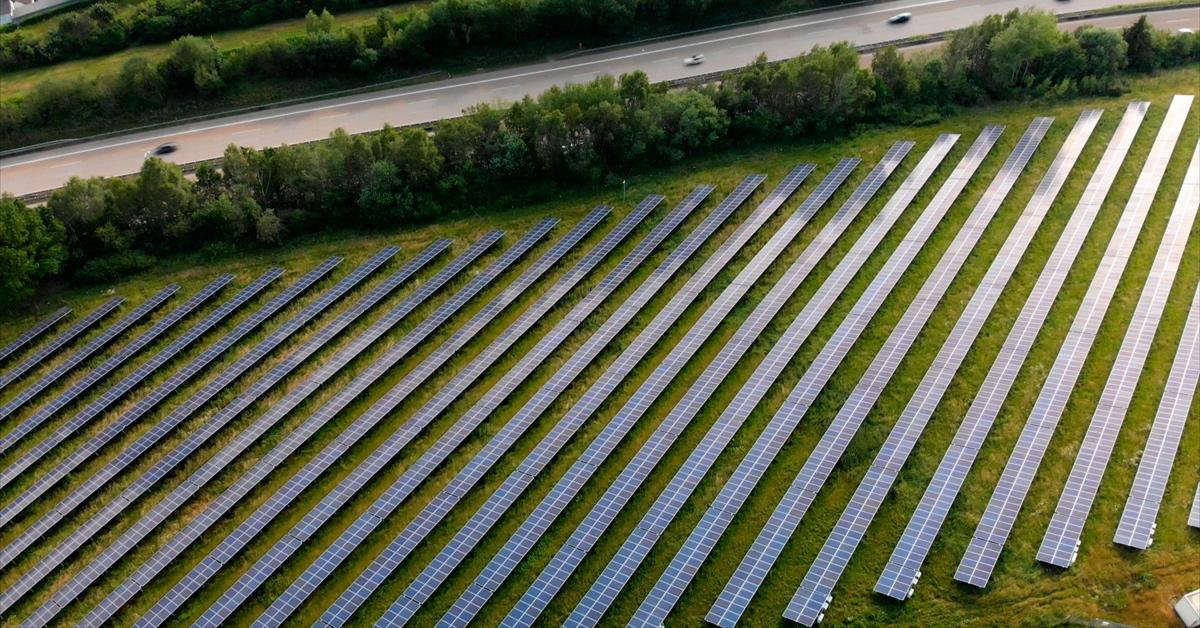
0 248 397 581
1114 283 1200 548
956 94 1194 590
636 122 1023 628
203 199 662 625
2 99 1195 628
874 103 1147 602
321 176 764 627
502 144 923 628
0 258 339 528
0 245 417 612
0 299 120 390
557 132 957 628
153 210 609 624
22 237 482 626
262 188 709 627
0 269 282 490
0 285 176 421
775 118 1061 626
82 223 554 627
0 307 70 365
425 161 834 627
0 275 232 457
1038 140 1200 566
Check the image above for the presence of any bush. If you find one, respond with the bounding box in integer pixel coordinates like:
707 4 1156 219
0 196 66 307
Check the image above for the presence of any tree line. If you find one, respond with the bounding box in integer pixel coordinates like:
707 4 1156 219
0 0 849 72
0 12 1196 308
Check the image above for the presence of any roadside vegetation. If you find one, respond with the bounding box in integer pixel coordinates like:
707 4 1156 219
0 12 1196 311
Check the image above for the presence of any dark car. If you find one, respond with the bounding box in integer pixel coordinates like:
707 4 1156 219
150 143 177 156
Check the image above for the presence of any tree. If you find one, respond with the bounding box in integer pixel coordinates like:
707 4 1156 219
0 196 66 307
1123 16 1157 72
116 158 193 246
988 10 1063 88
116 56 166 106
871 45 918 113
1074 26 1127 81
162 36 225 95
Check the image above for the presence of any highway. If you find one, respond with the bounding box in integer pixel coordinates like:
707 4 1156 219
1 0 1196 198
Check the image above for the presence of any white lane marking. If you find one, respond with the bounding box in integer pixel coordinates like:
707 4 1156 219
319 113 347 119
1166 18 1190 24
408 98 437 106
231 128 261 136
572 71 596 81
1 1 1161 170
50 160 81 168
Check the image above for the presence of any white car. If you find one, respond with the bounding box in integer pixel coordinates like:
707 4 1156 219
684 54 705 66
1180 28 1195 34
888 12 912 24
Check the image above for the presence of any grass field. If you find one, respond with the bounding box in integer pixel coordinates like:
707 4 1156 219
0 66 1197 628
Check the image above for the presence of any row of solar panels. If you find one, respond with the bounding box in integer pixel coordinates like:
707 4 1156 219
0 96 1196 628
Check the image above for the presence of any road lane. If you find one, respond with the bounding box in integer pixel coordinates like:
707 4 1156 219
1 1 1194 197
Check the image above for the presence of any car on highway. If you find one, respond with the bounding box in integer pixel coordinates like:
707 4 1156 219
1180 28 1195 34
148 143 177 156
888 12 912 24
684 54 705 66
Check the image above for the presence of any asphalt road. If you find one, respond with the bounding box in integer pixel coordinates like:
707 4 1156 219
2 0 1197 197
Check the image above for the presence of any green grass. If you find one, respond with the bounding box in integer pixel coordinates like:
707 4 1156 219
0 66 1197 628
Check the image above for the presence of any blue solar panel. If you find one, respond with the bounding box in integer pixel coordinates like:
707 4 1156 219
263 189 708 628
1040 139 1199 565
0 286 176 421
0 258 341 529
0 248 399 588
0 275 232 457
0 269 282 492
956 95 1192 590
1115 282 1200 548
436 156 897 628
155 211 609 625
317 177 764 626
418 162 833 628
78 224 551 627
0 300 120 390
629 122 1027 628
15 240 466 624
0 307 71 365
875 109 1109 601
752 118 1057 626
1191 480 1200 529
558 132 969 628
205 200 665 626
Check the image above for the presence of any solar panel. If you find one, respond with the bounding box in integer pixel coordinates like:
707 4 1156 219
154 211 608 624
754 118 1060 625
871 104 1145 603
206 200 664 626
318 176 764 627
1191 480 1200 528
1115 283 1200 548
1040 140 1199 564
0 275 232 457
424 162 841 628
550 132 963 628
0 259 340 529
263 189 709 628
0 286 176 421
0 250 398 586
76 224 550 627
494 147 916 628
0 307 70 365
630 121 1026 628
955 95 1193 590
0 300 120 390
0 269 281 491
17 239 468 624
